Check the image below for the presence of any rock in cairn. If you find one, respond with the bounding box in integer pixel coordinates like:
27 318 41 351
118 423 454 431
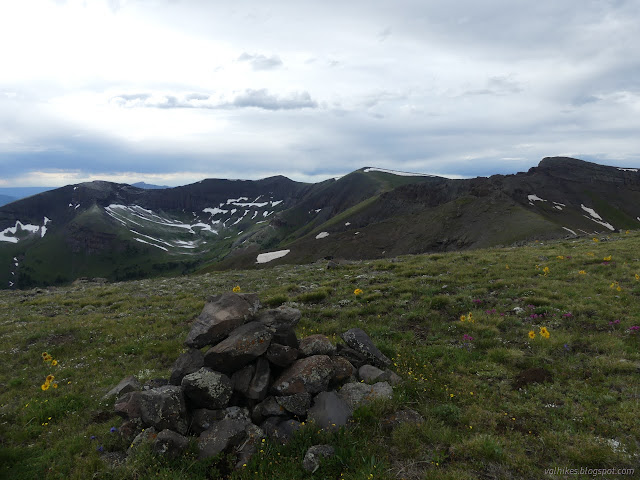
109 292 404 467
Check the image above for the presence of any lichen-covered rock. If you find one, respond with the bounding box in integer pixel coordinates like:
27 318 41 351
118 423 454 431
234 423 265 469
299 334 336 357
275 392 311 416
338 381 393 409
307 391 352 431
271 355 335 395
335 344 368 369
181 368 233 410
330 356 356 384
114 385 188 435
303 444 335 473
266 343 298 367
127 426 157 455
104 375 141 400
340 328 391 368
204 322 274 374
169 349 204 386
153 429 189 459
185 293 260 348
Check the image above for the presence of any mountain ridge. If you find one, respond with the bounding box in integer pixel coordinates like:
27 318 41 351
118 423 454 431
2 157 639 288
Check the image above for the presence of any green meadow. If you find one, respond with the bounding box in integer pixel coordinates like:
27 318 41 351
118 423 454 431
1 232 639 479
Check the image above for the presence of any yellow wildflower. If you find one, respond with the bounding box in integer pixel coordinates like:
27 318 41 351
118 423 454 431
635 274 639 281
539 327 550 339
354 288 363 295
603 255 612 261
460 315 466 322
51 360 58 366
46 375 54 382
232 285 241 293
556 255 564 260
543 266 550 276
579 270 586 275
528 330 536 339
41 383 49 391
593 238 599 243
53 383 58 389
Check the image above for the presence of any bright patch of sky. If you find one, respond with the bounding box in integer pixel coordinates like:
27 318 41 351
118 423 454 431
1 0 640 187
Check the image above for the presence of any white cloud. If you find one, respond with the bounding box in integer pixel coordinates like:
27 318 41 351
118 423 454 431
0 0 639 188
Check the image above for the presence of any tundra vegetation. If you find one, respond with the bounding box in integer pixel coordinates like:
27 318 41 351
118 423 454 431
1 232 639 479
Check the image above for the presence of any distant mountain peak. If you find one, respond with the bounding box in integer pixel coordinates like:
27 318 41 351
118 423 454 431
132 182 169 190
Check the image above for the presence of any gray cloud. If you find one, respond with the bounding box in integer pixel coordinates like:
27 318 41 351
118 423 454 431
110 90 317 111
231 89 317 110
238 52 283 70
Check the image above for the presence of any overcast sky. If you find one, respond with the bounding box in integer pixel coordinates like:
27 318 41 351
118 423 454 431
1 0 639 187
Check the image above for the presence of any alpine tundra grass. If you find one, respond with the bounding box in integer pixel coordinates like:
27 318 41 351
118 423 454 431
1 232 639 479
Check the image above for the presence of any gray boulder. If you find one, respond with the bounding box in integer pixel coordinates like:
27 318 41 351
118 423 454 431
169 349 205 386
190 408 225 435
271 355 335 395
266 343 298 367
252 396 287 423
303 444 335 473
338 381 393 409
204 322 274 374
231 364 255 394
257 306 301 330
114 385 188 435
198 418 250 460
246 358 271 400
153 429 190 459
275 392 311 416
307 391 352 431
299 334 337 356
260 417 302 444
358 364 385 384
330 356 356 384
340 328 391 368
335 344 368 369
181 368 233 409
104 375 141 400
185 293 260 348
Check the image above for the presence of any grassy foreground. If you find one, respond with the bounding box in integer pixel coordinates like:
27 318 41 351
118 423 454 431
1 233 639 479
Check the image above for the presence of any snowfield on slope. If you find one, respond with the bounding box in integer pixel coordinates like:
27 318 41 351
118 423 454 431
256 250 290 263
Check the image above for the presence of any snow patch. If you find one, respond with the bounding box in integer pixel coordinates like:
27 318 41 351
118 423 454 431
554 206 563 211
314 209 322 213
133 237 169 251
618 168 638 172
528 194 546 202
562 227 577 236
553 202 566 207
580 204 602 220
363 167 434 177
0 221 42 243
316 231 330 239
203 207 229 216
345 222 351 226
256 249 290 264
271 200 283 207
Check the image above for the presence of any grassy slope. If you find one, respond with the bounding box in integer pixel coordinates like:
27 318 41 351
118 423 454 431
1 233 639 479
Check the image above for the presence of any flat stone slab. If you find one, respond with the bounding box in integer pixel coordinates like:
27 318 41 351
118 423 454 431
185 293 260 348
114 385 188 435
341 328 391 368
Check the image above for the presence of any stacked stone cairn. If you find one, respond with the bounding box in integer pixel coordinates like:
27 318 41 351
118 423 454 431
106 292 408 470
